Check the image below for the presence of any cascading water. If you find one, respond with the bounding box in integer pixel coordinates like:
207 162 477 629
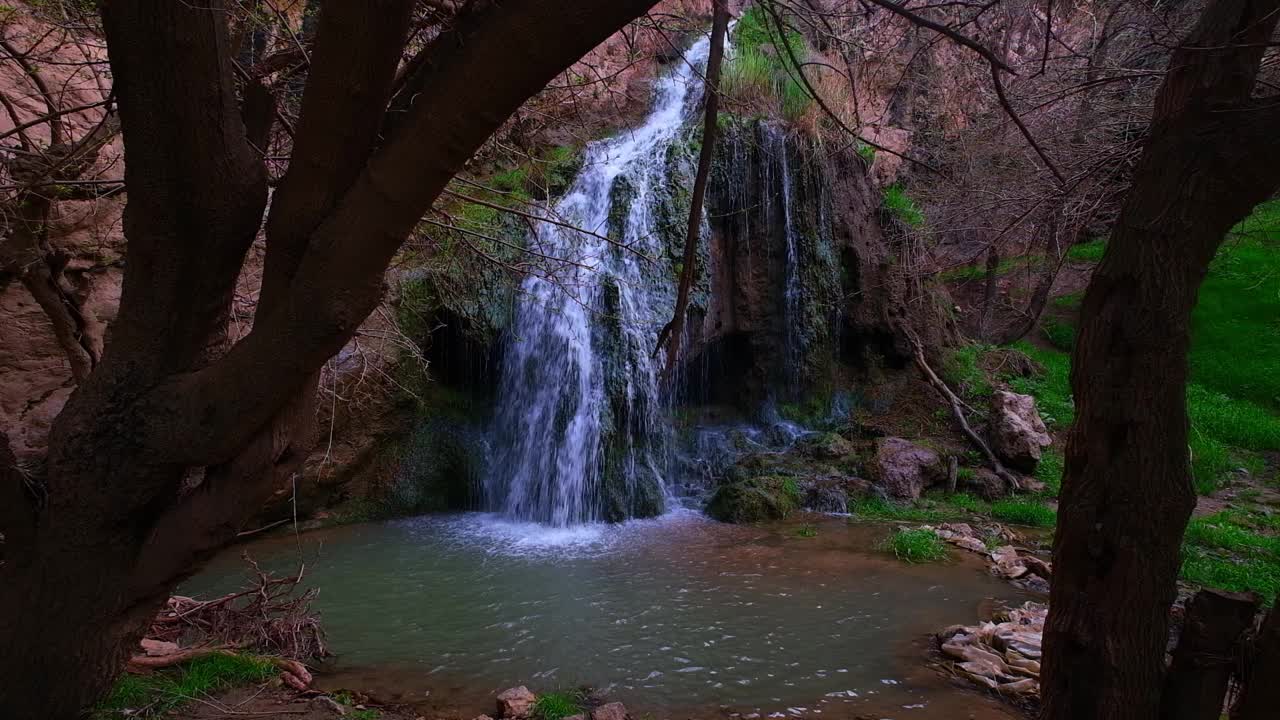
485 35 716 526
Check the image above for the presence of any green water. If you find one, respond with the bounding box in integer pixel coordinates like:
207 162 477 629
188 511 1026 719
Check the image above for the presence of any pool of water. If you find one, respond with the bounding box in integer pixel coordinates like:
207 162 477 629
188 511 1026 719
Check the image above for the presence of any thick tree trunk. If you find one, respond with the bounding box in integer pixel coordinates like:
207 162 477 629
1039 2 1280 719
1232 603 1280 720
0 1 661 718
1159 590 1259 720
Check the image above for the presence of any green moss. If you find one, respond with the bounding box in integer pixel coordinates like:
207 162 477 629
532 692 585 720
991 500 1056 528
884 528 948 563
882 184 924 227
856 142 876 162
1052 291 1084 310
705 476 801 523
794 523 819 538
96 654 278 718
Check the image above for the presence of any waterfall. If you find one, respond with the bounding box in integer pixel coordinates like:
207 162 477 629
484 35 716 526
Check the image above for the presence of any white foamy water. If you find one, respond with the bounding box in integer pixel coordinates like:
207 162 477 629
484 35 718 526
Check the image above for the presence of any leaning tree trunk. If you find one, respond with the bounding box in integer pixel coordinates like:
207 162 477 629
0 1 661 718
1039 2 1280 719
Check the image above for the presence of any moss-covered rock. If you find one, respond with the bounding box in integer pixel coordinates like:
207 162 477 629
705 475 803 523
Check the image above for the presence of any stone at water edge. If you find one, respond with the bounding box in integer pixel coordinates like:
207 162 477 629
309 696 348 717
871 437 943 499
591 702 629 720
989 391 1051 473
496 687 536 719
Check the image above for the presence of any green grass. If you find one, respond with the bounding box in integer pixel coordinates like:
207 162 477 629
532 691 584 720
1181 510 1280 603
96 653 278 718
851 497 949 523
942 491 986 513
856 142 876 162
882 184 925 227
794 523 819 538
942 344 994 399
1004 342 1074 429
884 528 949 563
722 6 814 122
991 500 1057 528
939 255 1038 282
350 710 382 720
1041 317 1076 351
1190 199 1280 411
1051 291 1084 310
1067 237 1107 261
1034 448 1065 496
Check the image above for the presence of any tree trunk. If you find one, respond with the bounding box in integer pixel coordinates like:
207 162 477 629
1039 2 1280 719
1159 590 1259 720
657 0 728 371
1232 602 1280 720
0 1 662 718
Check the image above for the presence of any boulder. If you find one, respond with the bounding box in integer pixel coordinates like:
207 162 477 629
496 687 536 719
308 697 347 717
591 703 628 720
958 467 1008 500
705 476 801 523
798 432 856 460
989 391 1051 473
871 437 942 499
804 479 849 513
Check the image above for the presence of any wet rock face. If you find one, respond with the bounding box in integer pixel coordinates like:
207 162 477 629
988 391 1051 473
872 437 943 499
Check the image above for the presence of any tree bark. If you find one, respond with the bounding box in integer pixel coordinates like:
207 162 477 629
0 1 661 718
1039 2 1280 719
1159 590 1259 720
1232 602 1280 720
